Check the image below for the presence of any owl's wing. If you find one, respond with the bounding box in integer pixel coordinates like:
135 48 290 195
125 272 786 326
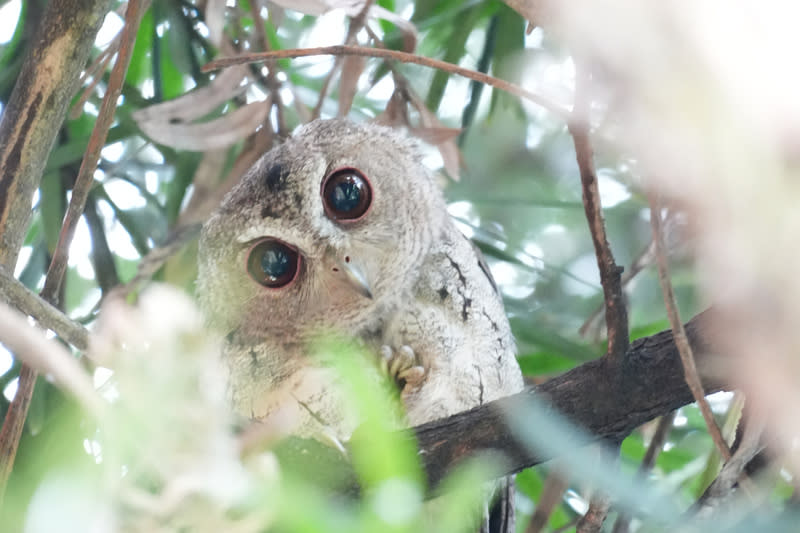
382 221 523 424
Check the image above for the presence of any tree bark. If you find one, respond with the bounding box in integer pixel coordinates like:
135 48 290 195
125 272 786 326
0 0 111 268
275 310 722 492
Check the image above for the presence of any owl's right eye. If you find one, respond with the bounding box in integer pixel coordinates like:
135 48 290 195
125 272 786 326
246 238 301 288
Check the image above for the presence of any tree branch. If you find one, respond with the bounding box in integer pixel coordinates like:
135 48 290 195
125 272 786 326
648 195 730 461
202 46 571 120
568 65 628 361
0 0 112 269
0 0 112 502
0 265 89 351
275 310 722 491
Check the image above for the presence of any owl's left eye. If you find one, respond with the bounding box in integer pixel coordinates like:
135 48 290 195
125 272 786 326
322 168 372 221
246 238 301 288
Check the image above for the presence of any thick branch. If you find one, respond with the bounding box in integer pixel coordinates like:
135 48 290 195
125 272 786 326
0 0 111 269
276 311 720 491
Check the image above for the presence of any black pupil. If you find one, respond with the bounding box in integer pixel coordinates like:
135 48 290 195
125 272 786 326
248 240 298 287
329 175 363 213
323 170 371 221
261 246 290 280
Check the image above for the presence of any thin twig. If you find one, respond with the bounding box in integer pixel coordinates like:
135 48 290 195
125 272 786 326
202 45 571 120
649 193 731 461
568 65 629 361
0 265 90 351
41 0 144 304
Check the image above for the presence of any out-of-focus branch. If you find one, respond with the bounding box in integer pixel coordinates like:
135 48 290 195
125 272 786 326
568 65 629 362
525 467 568 533
648 194 730 461
0 0 113 502
0 303 103 418
0 265 89 351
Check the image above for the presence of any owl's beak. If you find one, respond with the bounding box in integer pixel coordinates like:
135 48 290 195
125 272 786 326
339 257 373 299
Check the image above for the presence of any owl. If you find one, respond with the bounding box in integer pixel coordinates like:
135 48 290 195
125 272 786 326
197 119 523 529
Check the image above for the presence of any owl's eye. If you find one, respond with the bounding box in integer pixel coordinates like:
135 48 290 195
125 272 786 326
322 168 372 221
246 238 301 288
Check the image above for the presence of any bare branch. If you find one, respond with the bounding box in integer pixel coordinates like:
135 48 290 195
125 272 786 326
202 46 571 120
0 265 89 351
0 303 103 418
568 65 629 361
526 468 569 533
648 194 730 461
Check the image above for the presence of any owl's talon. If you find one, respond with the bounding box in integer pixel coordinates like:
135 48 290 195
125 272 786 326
379 344 423 387
398 365 425 387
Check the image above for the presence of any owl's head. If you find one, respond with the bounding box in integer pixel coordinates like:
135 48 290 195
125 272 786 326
197 119 447 339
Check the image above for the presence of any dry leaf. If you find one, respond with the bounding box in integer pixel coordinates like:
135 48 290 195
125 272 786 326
137 102 269 151
178 149 227 226
338 55 366 116
409 93 463 181
374 87 411 127
132 66 249 124
502 0 546 32
409 126 461 146
205 0 227 47
268 0 365 16
370 5 418 52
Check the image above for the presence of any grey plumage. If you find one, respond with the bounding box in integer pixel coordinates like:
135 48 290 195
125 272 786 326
197 119 523 529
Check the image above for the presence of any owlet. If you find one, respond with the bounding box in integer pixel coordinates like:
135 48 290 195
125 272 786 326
197 117 523 463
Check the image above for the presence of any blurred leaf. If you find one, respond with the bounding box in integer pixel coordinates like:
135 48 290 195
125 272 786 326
39 171 65 254
127 5 154 86
488 3 525 115
517 350 576 375
425 6 480 112
18 241 48 290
